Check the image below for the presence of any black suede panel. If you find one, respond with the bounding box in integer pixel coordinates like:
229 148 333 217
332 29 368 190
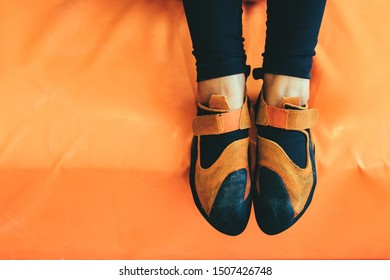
254 167 295 235
189 138 251 236
200 129 248 169
197 106 249 169
209 168 250 235
257 125 307 169
253 130 317 235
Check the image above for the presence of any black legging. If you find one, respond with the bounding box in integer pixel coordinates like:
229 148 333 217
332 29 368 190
182 0 327 82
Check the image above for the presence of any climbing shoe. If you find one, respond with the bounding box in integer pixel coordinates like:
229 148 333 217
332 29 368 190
253 91 319 235
189 95 252 236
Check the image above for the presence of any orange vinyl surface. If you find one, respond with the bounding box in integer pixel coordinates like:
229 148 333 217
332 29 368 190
0 0 390 259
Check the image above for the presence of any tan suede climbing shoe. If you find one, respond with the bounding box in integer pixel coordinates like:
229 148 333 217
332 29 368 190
189 95 252 236
253 91 319 235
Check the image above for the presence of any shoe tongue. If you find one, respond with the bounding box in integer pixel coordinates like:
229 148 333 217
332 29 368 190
277 96 303 109
200 95 231 112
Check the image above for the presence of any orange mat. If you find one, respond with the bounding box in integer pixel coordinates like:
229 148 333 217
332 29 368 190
0 0 389 259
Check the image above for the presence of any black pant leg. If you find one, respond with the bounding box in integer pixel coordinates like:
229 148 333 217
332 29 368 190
262 0 327 79
182 0 249 82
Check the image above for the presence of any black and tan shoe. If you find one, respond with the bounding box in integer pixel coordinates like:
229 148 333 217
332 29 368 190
253 91 319 235
189 95 252 236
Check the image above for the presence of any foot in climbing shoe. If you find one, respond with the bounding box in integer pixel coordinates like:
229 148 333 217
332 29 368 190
253 91 319 235
189 94 252 236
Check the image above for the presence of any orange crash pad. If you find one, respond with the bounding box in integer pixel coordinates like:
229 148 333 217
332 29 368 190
0 0 389 259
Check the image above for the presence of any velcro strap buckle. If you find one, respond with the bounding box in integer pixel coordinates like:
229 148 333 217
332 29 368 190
192 110 239 135
192 100 251 136
265 105 318 130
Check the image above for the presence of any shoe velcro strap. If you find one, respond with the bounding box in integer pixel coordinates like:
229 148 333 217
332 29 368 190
193 103 251 136
256 104 319 130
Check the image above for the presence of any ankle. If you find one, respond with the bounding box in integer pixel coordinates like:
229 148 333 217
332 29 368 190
197 73 246 110
262 74 310 106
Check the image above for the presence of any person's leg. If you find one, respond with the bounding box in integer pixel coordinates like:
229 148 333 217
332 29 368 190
197 74 246 110
183 0 252 236
257 0 327 106
253 0 327 235
183 0 250 110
